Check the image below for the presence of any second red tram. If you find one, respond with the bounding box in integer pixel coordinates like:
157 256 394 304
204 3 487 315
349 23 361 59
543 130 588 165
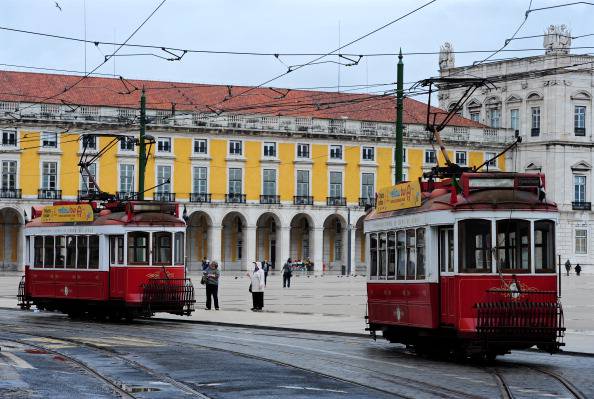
365 172 565 359
18 201 195 320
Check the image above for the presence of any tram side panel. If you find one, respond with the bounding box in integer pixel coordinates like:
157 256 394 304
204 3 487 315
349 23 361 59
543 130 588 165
109 266 186 304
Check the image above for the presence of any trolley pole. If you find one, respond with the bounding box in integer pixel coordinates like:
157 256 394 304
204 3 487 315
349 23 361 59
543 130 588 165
395 49 404 184
138 88 147 200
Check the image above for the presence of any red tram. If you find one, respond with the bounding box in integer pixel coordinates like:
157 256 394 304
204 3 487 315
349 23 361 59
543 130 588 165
365 172 565 359
18 200 195 320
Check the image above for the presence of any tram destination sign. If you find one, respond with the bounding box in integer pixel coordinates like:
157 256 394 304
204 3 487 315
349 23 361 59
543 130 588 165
376 181 422 213
41 204 94 223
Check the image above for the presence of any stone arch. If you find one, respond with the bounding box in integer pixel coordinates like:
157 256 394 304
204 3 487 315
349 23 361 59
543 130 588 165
186 211 213 270
484 96 501 106
322 213 348 273
527 92 543 101
289 213 314 263
354 215 367 275
255 212 282 268
221 211 248 271
0 207 24 270
571 90 591 101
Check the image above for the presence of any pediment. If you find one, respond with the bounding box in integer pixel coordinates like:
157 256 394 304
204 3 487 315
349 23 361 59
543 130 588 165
506 95 522 103
527 92 543 101
466 98 481 108
571 91 591 100
571 161 592 171
525 162 542 171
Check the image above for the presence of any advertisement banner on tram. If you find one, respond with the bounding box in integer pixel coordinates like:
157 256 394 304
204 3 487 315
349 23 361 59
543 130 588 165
376 181 422 213
41 204 94 223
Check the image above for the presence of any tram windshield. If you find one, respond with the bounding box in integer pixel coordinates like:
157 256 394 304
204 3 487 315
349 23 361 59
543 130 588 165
496 219 530 272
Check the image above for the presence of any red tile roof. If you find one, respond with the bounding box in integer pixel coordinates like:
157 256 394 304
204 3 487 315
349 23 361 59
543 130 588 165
0 70 482 127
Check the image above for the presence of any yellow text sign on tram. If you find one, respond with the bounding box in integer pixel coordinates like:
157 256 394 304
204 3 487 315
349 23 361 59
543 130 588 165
376 181 422 213
41 204 94 223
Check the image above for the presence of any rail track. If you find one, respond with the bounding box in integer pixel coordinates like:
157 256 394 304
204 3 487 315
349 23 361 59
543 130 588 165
491 365 586 399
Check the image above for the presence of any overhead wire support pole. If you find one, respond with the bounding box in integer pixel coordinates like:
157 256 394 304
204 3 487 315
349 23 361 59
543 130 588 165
138 88 147 200
395 49 404 184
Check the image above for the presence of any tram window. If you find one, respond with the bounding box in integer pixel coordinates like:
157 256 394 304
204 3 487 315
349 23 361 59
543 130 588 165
387 232 396 279
378 233 387 279
416 228 425 279
153 232 172 265
110 235 124 265
438 227 454 273
77 236 88 269
55 236 65 268
406 229 416 279
25 236 30 265
496 219 530 272
396 231 405 280
65 236 76 269
458 219 492 272
174 232 184 265
33 236 43 268
369 234 378 279
89 235 99 269
43 236 54 268
535 220 555 272
128 232 149 265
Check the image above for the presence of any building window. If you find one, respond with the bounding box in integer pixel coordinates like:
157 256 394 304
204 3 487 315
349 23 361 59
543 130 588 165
1 130 16 146
488 108 501 128
575 229 588 254
425 149 436 164
455 151 467 165
510 109 519 132
157 137 171 153
329 145 342 160
82 135 97 150
296 170 309 196
485 152 497 168
263 142 276 157
329 171 342 198
1 161 16 190
228 168 242 194
575 106 586 136
263 169 276 195
42 161 58 190
41 131 57 148
361 173 374 200
119 164 135 194
297 143 310 158
120 136 135 151
193 139 207 154
193 166 207 194
574 175 586 202
470 112 480 122
531 107 541 136
81 163 97 193
362 146 375 161
156 165 171 193
229 140 242 155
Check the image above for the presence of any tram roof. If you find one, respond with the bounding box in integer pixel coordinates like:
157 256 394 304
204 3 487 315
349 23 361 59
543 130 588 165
25 210 185 228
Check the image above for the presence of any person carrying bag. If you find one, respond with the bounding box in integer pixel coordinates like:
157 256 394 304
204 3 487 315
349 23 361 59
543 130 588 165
247 262 265 311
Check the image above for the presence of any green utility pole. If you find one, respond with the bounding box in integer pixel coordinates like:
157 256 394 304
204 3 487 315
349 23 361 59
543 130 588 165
138 88 147 200
395 49 404 184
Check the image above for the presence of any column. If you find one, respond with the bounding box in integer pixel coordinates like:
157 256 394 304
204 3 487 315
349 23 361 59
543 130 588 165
349 225 356 275
209 224 222 265
244 225 257 270
277 226 290 271
312 227 324 275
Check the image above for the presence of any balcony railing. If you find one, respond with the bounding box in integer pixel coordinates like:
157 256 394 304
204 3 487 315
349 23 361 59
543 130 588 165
293 195 313 205
326 196 346 206
260 195 280 204
225 193 246 203
0 188 21 199
572 201 591 211
190 193 212 203
78 189 99 198
531 128 540 136
116 191 138 200
154 192 176 202
38 189 62 199
358 197 376 207
575 127 586 136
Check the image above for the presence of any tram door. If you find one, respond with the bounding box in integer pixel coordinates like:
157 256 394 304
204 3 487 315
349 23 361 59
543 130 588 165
438 226 456 325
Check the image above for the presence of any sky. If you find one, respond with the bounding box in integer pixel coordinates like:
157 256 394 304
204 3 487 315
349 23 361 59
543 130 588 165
0 0 593 100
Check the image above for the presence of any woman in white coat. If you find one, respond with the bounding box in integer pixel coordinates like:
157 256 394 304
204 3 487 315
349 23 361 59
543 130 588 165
248 262 265 311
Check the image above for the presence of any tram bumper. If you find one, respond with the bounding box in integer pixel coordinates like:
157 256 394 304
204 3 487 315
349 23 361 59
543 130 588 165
141 278 196 316
475 289 565 353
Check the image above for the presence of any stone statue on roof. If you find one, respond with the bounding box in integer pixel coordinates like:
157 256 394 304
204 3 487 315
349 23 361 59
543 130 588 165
543 25 571 55
439 42 455 71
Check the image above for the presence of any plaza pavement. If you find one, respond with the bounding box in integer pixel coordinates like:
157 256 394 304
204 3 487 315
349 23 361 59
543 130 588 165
0 271 592 354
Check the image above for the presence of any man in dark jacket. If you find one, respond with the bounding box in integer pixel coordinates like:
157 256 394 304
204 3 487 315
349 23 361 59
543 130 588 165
282 258 292 288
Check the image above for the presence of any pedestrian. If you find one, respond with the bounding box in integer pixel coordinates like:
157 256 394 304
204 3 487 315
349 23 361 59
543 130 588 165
247 262 265 311
282 258 292 288
262 259 269 286
203 261 220 310
575 263 582 276
201 257 209 271
565 260 571 276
